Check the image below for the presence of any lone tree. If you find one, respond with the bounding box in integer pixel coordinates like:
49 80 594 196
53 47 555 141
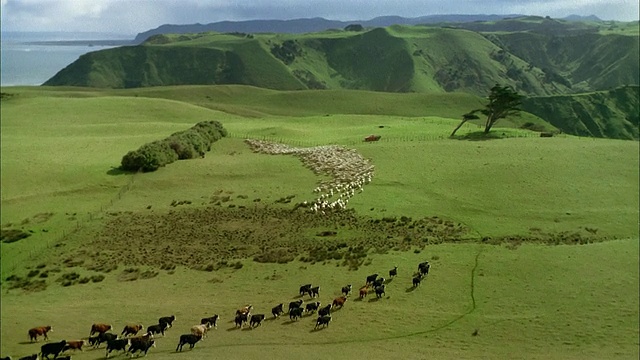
450 110 481 138
450 84 523 137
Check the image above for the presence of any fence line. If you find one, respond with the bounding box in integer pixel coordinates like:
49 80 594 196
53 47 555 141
32 171 140 262
226 130 547 148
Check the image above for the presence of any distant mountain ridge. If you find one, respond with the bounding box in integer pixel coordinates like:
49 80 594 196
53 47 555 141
133 14 535 43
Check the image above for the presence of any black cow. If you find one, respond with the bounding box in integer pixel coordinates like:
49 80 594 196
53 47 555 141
289 307 304 321
249 314 266 328
366 273 378 285
40 340 66 360
95 333 118 348
418 262 430 275
315 315 332 329
305 301 321 313
128 338 155 357
389 266 398 278
423 263 431 275
271 303 284 318
159 315 176 328
307 286 320 298
373 277 386 288
235 313 249 328
18 356 38 360
288 299 303 311
375 285 386 298
106 338 130 358
176 334 202 352
146 323 168 337
318 304 332 317
0 357 11 360
200 315 219 328
413 274 423 287
87 335 100 348
299 284 312 296
341 284 352 296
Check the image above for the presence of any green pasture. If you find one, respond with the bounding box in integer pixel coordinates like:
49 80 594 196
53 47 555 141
1 241 637 359
1 85 638 359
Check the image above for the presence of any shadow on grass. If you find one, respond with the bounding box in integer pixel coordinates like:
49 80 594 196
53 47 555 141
226 326 240 331
107 167 135 176
18 341 36 345
384 278 394 284
309 326 328 333
405 286 418 293
450 131 508 141
368 297 381 303
280 320 299 325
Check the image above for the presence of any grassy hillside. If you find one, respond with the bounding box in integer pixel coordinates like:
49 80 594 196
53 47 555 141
485 32 640 93
43 24 638 98
522 86 640 140
1 86 638 359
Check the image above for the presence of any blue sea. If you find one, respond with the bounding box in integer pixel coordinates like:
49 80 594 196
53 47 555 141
1 32 133 86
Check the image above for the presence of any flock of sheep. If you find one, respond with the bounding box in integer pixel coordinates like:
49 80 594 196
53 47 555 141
244 139 375 213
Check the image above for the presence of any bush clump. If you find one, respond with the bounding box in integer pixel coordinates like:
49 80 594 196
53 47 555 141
1 229 31 243
120 120 227 172
253 249 295 264
270 40 301 65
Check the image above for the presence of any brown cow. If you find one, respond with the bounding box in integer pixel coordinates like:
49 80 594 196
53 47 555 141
90 323 112 336
359 285 369 299
28 325 52 342
332 296 347 308
63 340 86 352
236 305 252 316
121 324 144 337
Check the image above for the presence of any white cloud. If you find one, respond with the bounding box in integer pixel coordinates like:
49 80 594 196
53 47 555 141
1 0 638 34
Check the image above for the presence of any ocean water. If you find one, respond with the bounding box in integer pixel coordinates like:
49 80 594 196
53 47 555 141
1 32 132 86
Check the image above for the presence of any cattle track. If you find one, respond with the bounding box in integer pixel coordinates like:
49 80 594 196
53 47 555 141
195 245 486 349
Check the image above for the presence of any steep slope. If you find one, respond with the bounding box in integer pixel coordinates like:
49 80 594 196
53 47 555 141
521 86 640 140
44 24 638 98
486 32 640 93
44 37 305 90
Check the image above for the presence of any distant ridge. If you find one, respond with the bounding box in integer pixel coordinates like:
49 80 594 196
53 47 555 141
563 14 602 22
132 14 525 43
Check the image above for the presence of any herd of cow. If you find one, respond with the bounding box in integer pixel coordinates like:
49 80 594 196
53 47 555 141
2 261 432 360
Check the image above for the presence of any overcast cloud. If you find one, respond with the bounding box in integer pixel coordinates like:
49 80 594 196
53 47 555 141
1 0 638 35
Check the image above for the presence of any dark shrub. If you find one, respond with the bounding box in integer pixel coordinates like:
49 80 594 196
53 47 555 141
27 270 40 277
120 121 227 172
1 229 31 243
91 275 105 283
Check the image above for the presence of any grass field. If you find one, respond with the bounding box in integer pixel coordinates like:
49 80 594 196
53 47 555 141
1 85 638 359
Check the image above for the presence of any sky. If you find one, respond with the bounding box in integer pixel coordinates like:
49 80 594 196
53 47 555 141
1 0 638 36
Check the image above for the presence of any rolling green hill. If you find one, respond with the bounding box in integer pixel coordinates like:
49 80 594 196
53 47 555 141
522 86 640 140
43 23 638 98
